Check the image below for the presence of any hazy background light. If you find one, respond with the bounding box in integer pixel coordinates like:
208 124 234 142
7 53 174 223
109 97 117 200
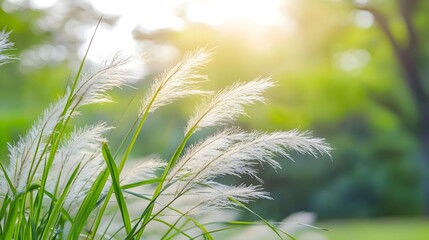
77 0 295 66
185 0 287 26
30 0 57 9
334 49 371 74
355 10 374 29
354 0 369 5
90 0 186 30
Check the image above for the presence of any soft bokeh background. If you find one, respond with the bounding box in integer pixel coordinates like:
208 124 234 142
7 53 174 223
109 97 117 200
1 0 429 239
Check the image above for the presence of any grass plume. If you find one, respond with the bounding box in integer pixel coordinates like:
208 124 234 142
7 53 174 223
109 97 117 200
0 29 331 240
0 30 13 66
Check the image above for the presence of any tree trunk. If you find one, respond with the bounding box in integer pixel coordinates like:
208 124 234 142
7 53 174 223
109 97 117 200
356 0 429 213
390 15 429 215
420 110 429 214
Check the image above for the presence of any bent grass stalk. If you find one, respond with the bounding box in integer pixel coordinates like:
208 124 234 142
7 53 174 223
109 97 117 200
0 26 331 239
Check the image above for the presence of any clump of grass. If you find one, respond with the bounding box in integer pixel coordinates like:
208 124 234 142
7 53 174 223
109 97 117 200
0 27 331 239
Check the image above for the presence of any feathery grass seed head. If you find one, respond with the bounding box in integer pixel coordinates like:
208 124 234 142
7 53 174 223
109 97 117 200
47 123 111 208
185 77 275 134
184 184 272 215
5 97 68 194
140 48 211 114
168 129 331 196
72 53 139 106
0 31 13 65
120 157 166 185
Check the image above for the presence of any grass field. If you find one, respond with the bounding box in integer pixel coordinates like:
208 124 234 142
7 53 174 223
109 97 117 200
310 218 429 240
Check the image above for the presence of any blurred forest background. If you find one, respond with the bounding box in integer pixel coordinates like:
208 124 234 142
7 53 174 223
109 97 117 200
1 0 429 233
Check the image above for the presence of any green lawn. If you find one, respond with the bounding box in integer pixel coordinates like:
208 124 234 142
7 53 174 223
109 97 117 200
313 218 429 240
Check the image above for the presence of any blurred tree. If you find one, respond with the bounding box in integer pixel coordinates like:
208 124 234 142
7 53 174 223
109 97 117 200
352 0 429 213
0 5 59 159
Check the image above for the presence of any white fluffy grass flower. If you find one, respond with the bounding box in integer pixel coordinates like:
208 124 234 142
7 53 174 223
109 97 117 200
157 127 331 227
0 31 13 65
168 128 331 193
185 77 274 134
71 53 139 106
120 157 166 186
5 97 68 193
46 123 111 208
184 183 272 214
2 53 138 195
140 48 211 114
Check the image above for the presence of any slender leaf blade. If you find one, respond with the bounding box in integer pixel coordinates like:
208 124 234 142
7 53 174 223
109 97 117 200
101 142 132 234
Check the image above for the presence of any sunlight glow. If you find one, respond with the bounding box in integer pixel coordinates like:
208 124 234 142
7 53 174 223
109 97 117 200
85 0 294 63
355 10 374 29
90 0 186 31
30 0 57 9
185 0 286 26
334 49 371 73
90 0 289 30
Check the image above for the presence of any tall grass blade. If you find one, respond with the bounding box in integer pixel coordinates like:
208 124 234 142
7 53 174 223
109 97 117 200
101 142 132 234
67 169 109 240
4 195 21 240
0 162 15 195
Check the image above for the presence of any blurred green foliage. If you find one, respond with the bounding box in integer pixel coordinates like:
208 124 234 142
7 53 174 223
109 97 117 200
0 6 70 158
1 0 428 220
